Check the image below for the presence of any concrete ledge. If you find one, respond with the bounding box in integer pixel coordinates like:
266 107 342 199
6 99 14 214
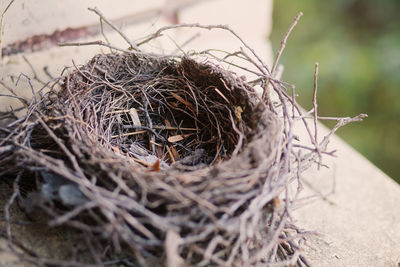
293 128 400 266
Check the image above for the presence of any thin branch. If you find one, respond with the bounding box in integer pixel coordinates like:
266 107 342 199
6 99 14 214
312 62 319 146
312 62 322 168
88 7 139 51
263 12 303 102
137 23 271 75
0 80 30 107
271 12 303 75
58 40 132 53
0 0 16 61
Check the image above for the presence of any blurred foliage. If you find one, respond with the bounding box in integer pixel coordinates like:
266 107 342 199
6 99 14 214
271 0 400 182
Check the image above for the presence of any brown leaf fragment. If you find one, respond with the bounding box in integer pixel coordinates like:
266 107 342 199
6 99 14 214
170 92 194 111
170 146 179 159
169 101 179 108
168 134 192 143
164 119 172 127
151 160 160 172
166 146 176 163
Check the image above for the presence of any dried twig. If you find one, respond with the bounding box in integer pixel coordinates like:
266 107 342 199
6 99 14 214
312 63 319 145
137 23 272 76
0 0 16 61
88 7 139 51
263 12 303 101
58 40 132 54
271 12 303 75
0 80 30 107
312 62 322 167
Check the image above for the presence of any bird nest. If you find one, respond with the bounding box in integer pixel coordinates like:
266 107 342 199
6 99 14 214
0 24 366 266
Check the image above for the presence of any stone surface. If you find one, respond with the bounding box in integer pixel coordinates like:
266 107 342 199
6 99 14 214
293 128 400 266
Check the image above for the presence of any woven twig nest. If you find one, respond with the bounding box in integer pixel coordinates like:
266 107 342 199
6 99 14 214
2 51 298 266
0 15 369 265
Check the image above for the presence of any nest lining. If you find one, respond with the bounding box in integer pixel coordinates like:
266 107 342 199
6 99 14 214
58 53 260 170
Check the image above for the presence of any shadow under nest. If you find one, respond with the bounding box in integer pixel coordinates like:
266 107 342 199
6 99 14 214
0 52 302 266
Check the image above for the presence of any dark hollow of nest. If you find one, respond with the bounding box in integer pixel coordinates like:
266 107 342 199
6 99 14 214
2 52 288 265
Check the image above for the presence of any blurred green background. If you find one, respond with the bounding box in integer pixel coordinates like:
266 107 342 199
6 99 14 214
271 0 400 182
